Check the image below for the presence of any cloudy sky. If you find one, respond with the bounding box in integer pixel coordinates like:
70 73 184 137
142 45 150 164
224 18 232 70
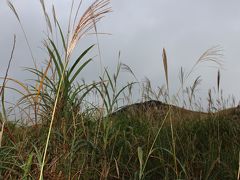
1 0 240 107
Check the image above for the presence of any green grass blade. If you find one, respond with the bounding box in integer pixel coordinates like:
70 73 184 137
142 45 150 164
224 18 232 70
68 45 94 76
94 84 109 112
69 58 92 84
56 20 67 53
112 82 136 107
49 39 64 72
46 46 61 77
105 69 114 92
22 152 34 179
138 147 144 179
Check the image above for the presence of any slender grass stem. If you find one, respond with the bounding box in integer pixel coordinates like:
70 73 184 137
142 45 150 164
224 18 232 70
39 58 67 180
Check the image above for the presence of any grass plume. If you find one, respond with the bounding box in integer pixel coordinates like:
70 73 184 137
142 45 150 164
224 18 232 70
0 1 239 179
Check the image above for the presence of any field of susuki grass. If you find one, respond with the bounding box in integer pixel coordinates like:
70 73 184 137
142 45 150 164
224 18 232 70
0 0 240 179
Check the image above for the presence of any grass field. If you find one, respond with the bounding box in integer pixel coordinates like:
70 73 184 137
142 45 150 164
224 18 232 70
0 0 239 179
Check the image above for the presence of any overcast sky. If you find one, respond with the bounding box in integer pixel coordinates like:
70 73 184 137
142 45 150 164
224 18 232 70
1 0 240 107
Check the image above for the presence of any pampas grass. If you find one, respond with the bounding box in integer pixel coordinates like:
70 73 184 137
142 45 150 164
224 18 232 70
0 0 239 179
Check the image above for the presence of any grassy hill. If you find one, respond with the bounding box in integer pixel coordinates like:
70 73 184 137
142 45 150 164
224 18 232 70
0 0 239 179
111 100 208 121
1 100 240 179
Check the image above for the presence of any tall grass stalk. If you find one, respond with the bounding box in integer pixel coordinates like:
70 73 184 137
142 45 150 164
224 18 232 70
139 108 171 179
162 48 178 176
38 54 68 180
0 35 16 147
7 1 37 69
137 46 223 178
37 1 111 178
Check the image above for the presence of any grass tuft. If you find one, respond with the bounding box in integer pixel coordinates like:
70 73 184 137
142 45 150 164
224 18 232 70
0 1 239 179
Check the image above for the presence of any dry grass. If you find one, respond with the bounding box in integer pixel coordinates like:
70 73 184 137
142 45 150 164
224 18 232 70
67 0 111 59
0 0 239 179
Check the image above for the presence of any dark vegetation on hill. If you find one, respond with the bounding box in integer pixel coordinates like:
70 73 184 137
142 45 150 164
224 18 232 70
1 100 240 179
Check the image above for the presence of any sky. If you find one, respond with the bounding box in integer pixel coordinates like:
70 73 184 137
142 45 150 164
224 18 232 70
1 0 240 108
